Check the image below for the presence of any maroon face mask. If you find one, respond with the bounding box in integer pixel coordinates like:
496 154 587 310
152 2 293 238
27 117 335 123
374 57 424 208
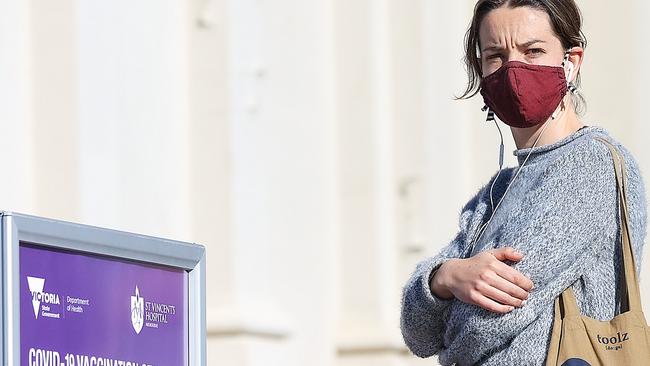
480 61 568 128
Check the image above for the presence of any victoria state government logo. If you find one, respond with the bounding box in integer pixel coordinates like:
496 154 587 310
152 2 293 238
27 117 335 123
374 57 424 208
27 276 61 319
131 286 144 334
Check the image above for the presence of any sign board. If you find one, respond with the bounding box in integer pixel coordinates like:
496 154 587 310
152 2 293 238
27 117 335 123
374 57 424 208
1 212 205 366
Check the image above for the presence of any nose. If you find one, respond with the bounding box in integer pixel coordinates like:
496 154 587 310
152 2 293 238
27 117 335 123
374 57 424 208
505 50 525 63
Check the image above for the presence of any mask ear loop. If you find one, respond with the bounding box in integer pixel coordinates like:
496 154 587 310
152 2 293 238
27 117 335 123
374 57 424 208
552 50 575 120
563 50 577 93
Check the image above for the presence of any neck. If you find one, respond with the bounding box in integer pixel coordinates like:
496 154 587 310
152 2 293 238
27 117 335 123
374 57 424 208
510 99 584 149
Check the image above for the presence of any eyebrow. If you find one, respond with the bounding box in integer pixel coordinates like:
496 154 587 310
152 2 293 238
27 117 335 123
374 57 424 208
481 39 547 53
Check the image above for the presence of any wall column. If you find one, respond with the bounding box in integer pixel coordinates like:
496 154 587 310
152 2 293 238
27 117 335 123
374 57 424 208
335 0 406 364
30 0 78 220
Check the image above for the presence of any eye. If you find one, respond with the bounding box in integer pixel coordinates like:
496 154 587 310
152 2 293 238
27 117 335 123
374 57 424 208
526 48 546 57
485 53 502 61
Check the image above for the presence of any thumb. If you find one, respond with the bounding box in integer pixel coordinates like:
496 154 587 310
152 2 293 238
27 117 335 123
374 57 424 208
491 247 524 262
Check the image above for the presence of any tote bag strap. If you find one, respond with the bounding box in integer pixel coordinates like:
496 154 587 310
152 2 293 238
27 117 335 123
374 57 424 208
558 137 642 316
595 137 642 312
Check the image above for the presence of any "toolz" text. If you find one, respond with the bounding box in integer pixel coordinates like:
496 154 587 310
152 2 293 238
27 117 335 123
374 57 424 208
597 332 629 351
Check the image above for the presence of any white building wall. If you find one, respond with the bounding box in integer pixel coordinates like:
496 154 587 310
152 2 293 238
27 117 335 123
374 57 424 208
0 0 34 214
0 1 647 365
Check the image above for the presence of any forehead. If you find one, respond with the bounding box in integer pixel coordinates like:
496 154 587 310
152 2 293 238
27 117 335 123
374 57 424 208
479 6 556 47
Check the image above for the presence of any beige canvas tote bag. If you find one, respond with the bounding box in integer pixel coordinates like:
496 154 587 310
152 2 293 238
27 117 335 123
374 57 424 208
545 138 650 366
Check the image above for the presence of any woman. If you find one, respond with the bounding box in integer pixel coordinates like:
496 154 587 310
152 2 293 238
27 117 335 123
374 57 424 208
400 1 647 365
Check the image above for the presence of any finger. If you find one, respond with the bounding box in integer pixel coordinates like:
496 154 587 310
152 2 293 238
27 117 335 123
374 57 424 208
477 280 524 307
491 247 524 262
484 272 529 302
494 263 534 292
472 293 515 314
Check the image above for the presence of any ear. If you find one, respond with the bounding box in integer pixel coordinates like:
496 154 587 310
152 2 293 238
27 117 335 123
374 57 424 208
565 46 584 83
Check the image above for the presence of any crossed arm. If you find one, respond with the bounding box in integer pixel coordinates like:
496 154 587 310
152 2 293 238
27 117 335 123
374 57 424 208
400 143 619 363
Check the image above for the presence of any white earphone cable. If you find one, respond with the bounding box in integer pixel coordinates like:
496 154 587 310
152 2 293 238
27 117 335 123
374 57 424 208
467 52 573 255
467 117 553 254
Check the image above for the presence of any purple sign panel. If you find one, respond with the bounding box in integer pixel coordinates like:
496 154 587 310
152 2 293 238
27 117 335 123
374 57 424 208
20 242 188 366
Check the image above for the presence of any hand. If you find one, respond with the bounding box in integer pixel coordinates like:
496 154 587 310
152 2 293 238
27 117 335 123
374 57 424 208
430 247 534 314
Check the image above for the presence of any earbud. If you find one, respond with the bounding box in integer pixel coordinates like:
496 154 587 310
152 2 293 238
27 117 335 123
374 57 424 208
565 60 575 83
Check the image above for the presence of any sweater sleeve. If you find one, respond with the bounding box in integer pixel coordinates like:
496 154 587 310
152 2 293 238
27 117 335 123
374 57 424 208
438 139 645 365
400 176 498 358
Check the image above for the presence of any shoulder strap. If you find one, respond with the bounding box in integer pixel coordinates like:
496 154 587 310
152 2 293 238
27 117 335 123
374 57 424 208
594 137 642 313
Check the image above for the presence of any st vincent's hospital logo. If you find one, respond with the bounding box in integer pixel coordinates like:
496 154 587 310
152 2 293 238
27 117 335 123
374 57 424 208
131 286 144 334
130 285 178 335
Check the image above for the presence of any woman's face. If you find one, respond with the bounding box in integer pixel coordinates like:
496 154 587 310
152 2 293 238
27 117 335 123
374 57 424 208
479 6 566 77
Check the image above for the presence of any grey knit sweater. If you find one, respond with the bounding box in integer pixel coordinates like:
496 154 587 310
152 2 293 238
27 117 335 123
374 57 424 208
400 126 647 365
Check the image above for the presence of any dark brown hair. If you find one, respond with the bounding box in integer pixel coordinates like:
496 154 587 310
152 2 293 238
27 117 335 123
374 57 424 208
459 0 587 108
